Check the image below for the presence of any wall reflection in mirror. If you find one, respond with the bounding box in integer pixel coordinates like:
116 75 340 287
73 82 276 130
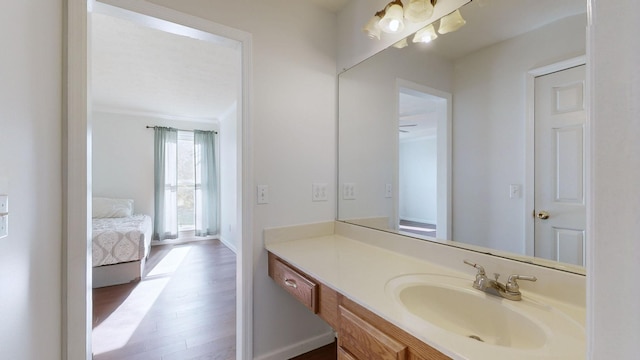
338 0 587 273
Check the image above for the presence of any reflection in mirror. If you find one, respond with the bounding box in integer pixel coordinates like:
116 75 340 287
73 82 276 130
338 0 587 273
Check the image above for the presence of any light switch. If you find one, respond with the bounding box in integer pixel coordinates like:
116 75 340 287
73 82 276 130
0 194 7 213
0 215 7 239
509 184 521 199
343 183 356 200
0 194 7 239
385 184 392 198
312 183 328 202
257 185 269 204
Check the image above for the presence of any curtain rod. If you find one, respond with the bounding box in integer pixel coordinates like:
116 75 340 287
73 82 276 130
146 125 217 134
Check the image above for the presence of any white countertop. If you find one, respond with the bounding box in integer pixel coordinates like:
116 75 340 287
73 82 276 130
265 224 585 360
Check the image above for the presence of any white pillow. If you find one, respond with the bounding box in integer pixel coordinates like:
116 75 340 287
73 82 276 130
92 197 134 218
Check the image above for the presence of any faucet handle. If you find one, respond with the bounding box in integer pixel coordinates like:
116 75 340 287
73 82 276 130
464 260 488 290
506 274 537 293
463 260 486 275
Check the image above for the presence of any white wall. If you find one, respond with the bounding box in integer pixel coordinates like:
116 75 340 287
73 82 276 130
219 105 238 252
0 1 62 359
399 137 437 224
145 0 338 357
588 0 640 358
451 14 587 253
92 111 217 220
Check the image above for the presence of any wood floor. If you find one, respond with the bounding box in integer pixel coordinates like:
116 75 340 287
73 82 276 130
92 239 236 360
93 239 336 360
291 341 337 360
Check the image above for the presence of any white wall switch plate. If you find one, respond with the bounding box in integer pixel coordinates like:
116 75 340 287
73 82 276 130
385 184 392 198
312 183 328 202
0 215 7 239
0 194 7 213
257 185 269 204
509 184 521 199
343 183 356 200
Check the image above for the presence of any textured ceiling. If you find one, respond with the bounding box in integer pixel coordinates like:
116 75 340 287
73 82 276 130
308 0 352 13
91 12 241 122
427 0 586 59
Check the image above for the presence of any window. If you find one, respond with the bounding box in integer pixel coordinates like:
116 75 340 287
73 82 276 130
153 127 218 240
177 131 195 232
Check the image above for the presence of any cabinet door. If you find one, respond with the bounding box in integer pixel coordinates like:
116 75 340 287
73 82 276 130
339 305 407 360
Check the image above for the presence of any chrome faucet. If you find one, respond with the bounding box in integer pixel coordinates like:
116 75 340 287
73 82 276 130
463 260 537 301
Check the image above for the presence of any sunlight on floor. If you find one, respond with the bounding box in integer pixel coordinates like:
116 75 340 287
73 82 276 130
92 245 193 355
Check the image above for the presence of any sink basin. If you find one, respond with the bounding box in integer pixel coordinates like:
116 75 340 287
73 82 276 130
392 276 546 348
386 274 552 349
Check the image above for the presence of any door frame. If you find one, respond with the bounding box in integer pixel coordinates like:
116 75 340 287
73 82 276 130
395 79 452 239
524 55 586 257
63 1 254 359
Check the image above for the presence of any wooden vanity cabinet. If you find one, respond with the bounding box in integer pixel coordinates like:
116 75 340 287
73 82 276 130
268 252 339 329
338 297 450 360
267 251 450 360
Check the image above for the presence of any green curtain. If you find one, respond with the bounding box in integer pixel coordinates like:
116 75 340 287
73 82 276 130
153 127 178 240
194 130 218 236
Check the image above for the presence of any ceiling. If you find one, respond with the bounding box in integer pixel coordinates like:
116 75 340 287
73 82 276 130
91 0 584 123
91 12 241 122
308 0 352 13
425 0 586 59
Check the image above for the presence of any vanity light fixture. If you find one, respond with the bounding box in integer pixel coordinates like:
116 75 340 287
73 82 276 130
413 23 438 43
363 10 385 39
378 0 406 33
437 9 466 34
392 38 409 48
404 0 437 23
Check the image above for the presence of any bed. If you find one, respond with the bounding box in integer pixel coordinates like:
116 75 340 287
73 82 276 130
91 197 153 288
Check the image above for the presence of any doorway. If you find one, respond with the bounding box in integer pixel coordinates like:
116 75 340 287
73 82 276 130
90 2 241 357
64 1 253 359
526 57 587 266
396 80 451 240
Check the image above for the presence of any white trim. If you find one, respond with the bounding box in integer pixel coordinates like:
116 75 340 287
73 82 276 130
524 55 587 257
64 1 92 359
65 1 253 359
253 331 335 360
395 79 452 240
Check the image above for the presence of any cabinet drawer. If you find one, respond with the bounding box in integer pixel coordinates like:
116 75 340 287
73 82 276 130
339 305 407 360
268 253 318 313
338 347 358 360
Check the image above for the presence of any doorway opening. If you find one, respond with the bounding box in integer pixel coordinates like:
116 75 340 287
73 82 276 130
396 80 451 239
88 2 250 357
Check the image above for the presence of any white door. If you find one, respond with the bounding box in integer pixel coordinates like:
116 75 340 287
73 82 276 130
534 65 586 266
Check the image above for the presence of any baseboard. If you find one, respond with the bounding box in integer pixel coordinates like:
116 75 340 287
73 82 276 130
253 331 335 360
219 236 237 254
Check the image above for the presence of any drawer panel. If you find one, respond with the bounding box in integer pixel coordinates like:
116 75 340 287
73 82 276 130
338 347 358 360
339 305 407 360
268 253 318 313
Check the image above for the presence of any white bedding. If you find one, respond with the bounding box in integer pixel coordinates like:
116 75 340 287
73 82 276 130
92 214 153 267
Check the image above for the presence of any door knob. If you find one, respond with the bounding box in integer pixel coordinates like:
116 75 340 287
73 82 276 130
535 210 550 220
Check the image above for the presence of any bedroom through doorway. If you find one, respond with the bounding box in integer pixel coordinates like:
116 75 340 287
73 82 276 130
89 2 242 358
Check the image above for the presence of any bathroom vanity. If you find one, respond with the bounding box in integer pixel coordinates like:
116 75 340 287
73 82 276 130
265 221 586 360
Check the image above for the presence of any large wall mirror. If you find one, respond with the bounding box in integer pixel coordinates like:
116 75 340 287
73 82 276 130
338 0 587 274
